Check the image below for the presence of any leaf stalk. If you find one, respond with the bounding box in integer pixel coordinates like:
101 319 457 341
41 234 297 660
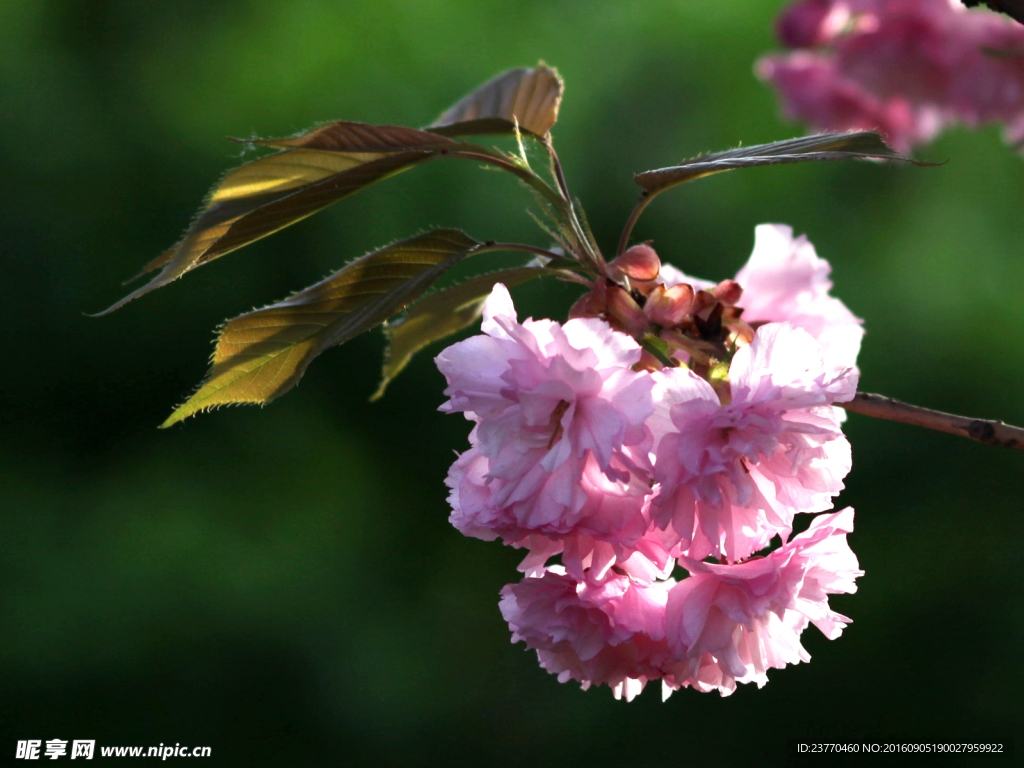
616 190 656 257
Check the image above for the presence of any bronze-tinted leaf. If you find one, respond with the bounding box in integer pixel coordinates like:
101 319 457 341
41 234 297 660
371 265 561 400
429 63 563 138
161 230 483 427
634 132 929 193
243 121 454 152
428 117 524 138
99 122 457 315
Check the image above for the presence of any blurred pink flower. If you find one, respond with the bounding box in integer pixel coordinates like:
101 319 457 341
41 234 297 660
759 0 1024 153
776 0 853 48
757 53 941 153
500 568 674 701
662 508 863 696
651 323 857 561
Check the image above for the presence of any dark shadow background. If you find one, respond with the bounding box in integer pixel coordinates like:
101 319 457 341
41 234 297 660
2 0 1022 765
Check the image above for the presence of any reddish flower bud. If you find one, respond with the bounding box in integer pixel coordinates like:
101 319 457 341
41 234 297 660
690 289 716 319
605 284 650 337
568 287 607 319
712 279 743 305
645 283 694 328
611 244 661 282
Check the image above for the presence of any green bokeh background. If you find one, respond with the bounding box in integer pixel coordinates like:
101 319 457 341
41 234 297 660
2 0 1022 764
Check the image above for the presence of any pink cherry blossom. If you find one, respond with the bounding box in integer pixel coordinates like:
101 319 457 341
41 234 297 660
436 283 656 536
662 508 863 696
439 270 865 698
500 568 674 701
759 0 1024 154
651 323 857 561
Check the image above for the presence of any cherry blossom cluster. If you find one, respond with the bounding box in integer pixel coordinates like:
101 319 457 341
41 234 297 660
436 225 865 699
758 0 1024 153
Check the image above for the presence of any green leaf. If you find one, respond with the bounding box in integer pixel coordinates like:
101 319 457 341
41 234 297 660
428 62 564 139
97 122 458 315
634 132 930 194
161 230 484 427
371 265 562 401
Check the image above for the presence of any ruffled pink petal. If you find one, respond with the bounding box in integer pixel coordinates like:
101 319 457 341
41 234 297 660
447 444 665 580
662 508 862 696
500 569 674 700
734 224 864 372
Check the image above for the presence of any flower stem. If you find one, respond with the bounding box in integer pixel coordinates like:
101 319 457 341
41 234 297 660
477 242 566 261
446 150 564 210
474 242 593 285
546 139 573 203
839 392 1024 450
542 140 610 278
452 146 606 277
616 191 655 257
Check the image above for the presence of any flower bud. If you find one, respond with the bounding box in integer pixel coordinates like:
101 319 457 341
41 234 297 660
612 244 661 282
645 283 694 328
568 284 607 319
605 284 650 337
712 279 743 306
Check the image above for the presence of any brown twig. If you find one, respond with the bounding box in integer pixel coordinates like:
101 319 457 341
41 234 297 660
839 392 1024 450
